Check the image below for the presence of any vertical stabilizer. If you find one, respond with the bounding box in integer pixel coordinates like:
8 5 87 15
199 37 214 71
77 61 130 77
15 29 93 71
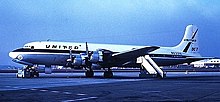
174 25 199 54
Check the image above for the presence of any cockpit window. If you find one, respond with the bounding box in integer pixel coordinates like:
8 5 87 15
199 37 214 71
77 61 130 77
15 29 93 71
24 45 30 48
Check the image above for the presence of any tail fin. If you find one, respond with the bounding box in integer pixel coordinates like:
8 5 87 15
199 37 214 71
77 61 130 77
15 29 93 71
174 25 199 54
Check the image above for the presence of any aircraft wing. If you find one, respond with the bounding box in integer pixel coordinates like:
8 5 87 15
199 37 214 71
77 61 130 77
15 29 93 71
186 57 215 62
112 46 160 60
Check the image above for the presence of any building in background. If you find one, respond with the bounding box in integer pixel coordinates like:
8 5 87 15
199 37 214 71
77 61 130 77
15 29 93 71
191 59 220 68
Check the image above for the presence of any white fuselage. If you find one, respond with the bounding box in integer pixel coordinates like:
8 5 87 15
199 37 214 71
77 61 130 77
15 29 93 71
9 25 206 69
9 41 200 67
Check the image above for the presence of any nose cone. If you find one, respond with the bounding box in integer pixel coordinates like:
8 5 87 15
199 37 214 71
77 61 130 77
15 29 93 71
9 51 19 59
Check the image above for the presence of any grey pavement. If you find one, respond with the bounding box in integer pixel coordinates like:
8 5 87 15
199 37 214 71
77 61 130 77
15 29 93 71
1 72 220 101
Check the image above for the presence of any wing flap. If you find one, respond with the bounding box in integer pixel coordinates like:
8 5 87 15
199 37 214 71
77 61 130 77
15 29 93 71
112 46 159 60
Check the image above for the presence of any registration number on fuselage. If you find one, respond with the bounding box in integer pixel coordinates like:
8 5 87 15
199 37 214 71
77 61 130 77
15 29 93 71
171 52 182 55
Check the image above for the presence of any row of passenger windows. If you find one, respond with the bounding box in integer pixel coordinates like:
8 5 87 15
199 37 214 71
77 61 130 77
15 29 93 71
211 61 219 62
150 54 184 58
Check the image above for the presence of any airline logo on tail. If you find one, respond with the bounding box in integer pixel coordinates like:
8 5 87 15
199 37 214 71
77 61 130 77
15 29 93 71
183 29 198 52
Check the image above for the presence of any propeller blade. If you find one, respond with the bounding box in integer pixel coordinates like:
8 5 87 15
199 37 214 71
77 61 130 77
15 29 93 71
69 48 73 62
86 42 89 56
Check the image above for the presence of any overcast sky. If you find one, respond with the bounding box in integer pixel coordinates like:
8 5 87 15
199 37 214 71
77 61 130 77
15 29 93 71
0 0 220 66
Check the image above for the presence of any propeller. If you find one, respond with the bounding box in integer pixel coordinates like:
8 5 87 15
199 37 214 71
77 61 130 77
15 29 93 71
66 48 73 62
84 42 91 67
66 48 73 67
69 48 73 62
86 42 89 57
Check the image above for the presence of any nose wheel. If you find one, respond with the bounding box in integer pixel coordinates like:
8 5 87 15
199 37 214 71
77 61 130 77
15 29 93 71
17 66 39 78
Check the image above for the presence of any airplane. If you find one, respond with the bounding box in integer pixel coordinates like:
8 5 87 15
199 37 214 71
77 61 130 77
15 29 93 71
9 25 211 78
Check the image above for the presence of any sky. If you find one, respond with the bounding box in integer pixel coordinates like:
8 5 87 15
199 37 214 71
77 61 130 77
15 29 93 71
0 0 220 66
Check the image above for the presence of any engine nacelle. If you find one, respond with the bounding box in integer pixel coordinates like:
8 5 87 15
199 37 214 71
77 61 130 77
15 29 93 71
90 53 99 63
91 64 101 69
66 50 105 67
66 53 88 67
72 57 82 66
90 50 103 63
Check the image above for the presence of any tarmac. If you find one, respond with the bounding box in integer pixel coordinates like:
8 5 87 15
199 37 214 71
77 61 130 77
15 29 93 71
1 72 220 101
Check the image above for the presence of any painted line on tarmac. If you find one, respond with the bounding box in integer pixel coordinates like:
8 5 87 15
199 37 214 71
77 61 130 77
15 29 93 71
51 90 60 93
30 88 37 91
62 97 98 102
40 89 48 92
142 91 162 93
29 88 72 95
76 93 87 96
1 86 26 91
63 92 72 95
5 86 11 88
20 88 28 90
13 87 19 89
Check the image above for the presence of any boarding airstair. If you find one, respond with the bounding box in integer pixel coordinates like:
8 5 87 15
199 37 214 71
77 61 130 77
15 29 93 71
137 55 165 78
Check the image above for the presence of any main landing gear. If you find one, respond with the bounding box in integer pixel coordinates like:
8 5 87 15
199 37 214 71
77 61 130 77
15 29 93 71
103 68 113 78
84 67 113 78
85 67 94 78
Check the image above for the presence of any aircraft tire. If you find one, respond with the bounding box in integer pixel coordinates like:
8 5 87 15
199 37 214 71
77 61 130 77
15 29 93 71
30 71 34 78
85 70 94 77
104 71 113 78
36 72 39 77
